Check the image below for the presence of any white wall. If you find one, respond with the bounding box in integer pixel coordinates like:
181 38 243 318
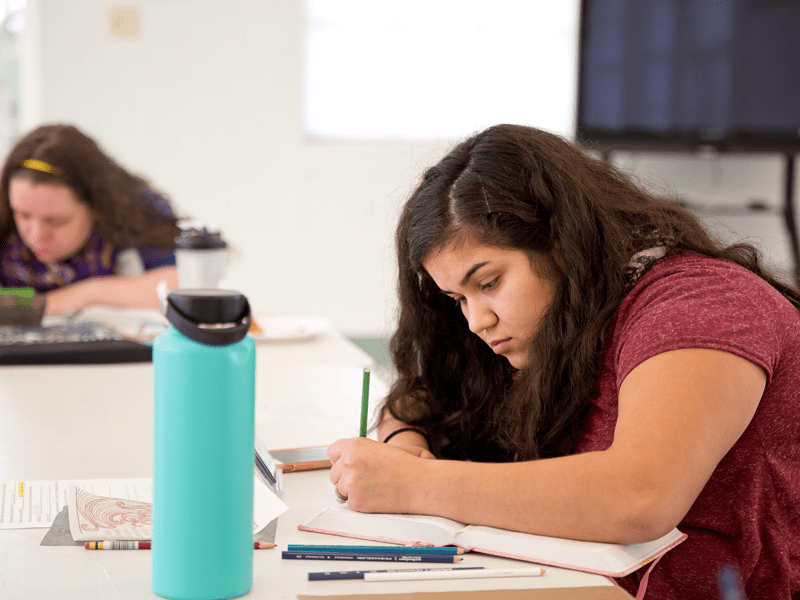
18 1 798 338
20 0 455 338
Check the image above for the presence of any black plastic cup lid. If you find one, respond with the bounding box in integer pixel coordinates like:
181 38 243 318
174 227 227 250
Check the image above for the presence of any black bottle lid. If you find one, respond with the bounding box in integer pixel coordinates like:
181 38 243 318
165 290 250 346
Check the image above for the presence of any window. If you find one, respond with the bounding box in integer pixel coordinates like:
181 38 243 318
304 0 580 140
0 0 24 155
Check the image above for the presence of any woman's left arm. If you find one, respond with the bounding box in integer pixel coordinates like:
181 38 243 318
330 348 766 544
44 266 178 314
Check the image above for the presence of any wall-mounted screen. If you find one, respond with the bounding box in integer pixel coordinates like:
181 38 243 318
577 0 800 152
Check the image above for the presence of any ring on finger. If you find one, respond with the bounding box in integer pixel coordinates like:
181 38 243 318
334 483 348 503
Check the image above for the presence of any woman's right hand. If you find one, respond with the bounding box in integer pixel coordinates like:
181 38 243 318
328 437 436 514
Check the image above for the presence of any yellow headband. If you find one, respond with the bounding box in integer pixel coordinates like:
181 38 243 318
20 158 62 176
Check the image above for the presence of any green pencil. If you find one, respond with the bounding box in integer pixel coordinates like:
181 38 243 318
360 368 370 437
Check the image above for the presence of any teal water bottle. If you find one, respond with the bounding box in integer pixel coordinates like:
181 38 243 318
152 290 255 600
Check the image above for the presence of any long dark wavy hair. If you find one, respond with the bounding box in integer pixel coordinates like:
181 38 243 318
0 123 179 248
383 124 800 463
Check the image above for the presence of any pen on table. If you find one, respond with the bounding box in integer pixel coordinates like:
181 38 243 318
85 541 276 550
282 551 461 563
360 367 370 437
309 566 484 581
309 567 545 582
288 544 465 555
362 567 544 582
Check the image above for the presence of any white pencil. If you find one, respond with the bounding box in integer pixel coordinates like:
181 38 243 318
364 567 545 582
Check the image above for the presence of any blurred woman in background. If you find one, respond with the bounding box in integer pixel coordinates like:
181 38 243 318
0 123 180 313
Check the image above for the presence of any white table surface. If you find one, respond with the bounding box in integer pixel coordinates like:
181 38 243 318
0 325 614 599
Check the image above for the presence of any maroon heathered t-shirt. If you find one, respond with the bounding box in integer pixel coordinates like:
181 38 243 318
574 251 800 599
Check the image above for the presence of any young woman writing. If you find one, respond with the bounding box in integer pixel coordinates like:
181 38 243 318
328 125 800 599
0 123 180 314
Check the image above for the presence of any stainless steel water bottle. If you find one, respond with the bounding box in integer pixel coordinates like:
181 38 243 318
152 290 255 600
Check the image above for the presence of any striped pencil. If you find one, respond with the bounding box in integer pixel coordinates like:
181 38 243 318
85 541 151 550
85 541 276 550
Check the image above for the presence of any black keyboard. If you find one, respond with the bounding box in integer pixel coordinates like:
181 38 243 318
0 322 152 365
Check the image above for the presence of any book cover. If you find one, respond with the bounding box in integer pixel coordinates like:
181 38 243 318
298 504 686 578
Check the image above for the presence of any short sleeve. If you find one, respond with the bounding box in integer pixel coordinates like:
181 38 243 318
136 189 177 270
612 257 780 389
137 246 176 269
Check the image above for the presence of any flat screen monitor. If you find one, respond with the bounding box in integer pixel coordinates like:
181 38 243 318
576 0 800 153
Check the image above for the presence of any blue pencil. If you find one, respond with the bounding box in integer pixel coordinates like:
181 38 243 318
282 551 461 563
288 544 465 555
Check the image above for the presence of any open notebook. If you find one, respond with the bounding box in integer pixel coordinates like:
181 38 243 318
298 504 686 578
